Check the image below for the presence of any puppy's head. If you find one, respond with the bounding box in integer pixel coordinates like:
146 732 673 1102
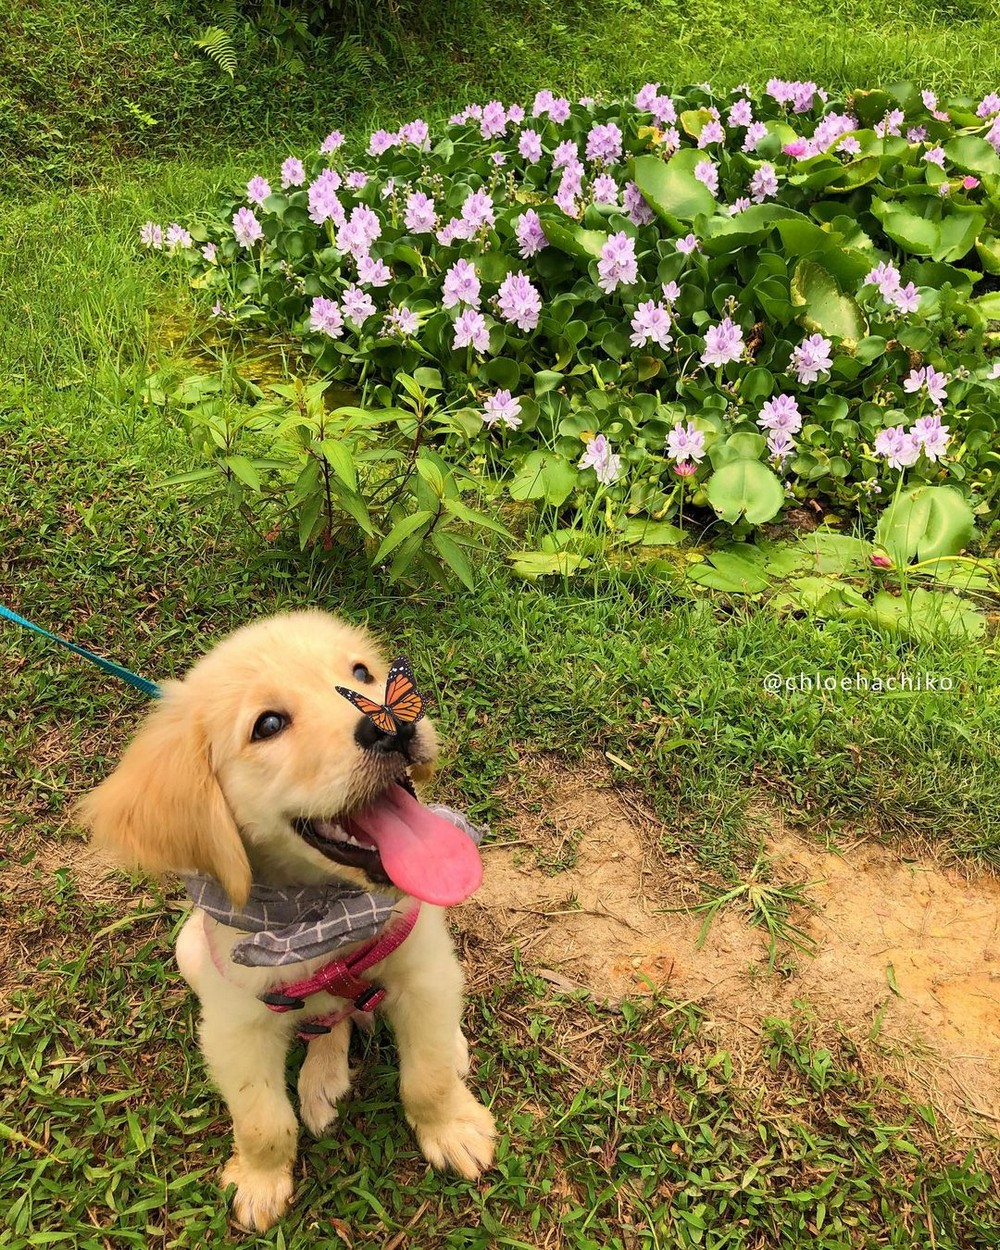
76 611 439 906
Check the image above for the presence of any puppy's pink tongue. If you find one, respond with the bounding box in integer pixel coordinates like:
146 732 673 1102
347 784 483 906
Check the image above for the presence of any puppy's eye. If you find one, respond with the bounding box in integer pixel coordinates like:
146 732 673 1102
251 711 289 742
352 664 373 684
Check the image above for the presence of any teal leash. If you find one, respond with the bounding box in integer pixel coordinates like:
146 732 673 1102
1 604 162 699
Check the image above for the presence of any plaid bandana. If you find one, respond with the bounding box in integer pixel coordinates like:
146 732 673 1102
183 805 485 968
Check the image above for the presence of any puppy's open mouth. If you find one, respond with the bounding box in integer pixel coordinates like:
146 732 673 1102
293 780 483 906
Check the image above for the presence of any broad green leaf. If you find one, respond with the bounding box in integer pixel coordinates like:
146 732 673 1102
508 550 591 579
154 467 220 488
223 455 261 490
935 210 985 263
440 497 515 538
632 152 716 223
874 484 975 565
414 456 445 497
539 219 608 260
318 439 358 491
856 588 985 642
706 460 785 524
430 531 475 589
621 518 686 546
790 260 867 347
872 204 940 256
943 135 1000 178
373 510 434 563
687 547 772 593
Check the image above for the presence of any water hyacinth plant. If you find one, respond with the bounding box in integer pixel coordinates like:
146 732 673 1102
142 79 1000 583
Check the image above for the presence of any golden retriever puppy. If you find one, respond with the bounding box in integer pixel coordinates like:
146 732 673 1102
78 610 494 1231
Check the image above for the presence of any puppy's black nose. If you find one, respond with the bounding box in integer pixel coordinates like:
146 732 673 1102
354 716 416 756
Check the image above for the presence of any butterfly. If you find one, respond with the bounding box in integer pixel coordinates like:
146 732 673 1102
335 655 426 735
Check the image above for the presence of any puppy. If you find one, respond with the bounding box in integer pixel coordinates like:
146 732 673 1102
78 610 494 1231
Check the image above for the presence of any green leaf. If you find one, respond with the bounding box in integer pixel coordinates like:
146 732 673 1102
509 452 578 506
414 456 445 497
373 510 435 563
935 210 985 263
857 588 985 642
871 202 940 257
943 135 1000 178
632 152 716 223
223 455 261 490
508 550 591 579
441 497 514 538
430 531 475 589
154 467 220 488
317 439 358 492
687 547 772 594
539 219 608 260
874 484 975 565
790 260 867 346
621 518 686 546
706 460 786 524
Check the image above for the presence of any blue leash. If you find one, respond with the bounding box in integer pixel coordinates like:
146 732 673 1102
1 604 162 699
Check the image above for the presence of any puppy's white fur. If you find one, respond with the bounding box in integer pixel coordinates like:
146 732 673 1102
78 611 494 1231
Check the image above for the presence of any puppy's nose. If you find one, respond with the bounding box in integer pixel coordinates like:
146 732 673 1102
354 716 416 756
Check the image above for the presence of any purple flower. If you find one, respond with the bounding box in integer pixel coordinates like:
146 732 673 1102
892 282 920 314
744 122 769 152
281 157 305 188
585 122 623 164
676 233 699 255
491 151 507 166
694 159 719 196
976 92 1000 119
482 389 523 430
368 128 398 156
875 425 921 470
553 140 579 170
342 283 377 325
201 242 216 262
630 300 673 350
139 221 163 249
232 207 264 248
480 100 508 139
782 139 809 158
791 333 833 384
701 316 745 368
757 394 802 434
623 181 654 225
320 130 345 154
698 120 726 148
749 162 778 202
496 271 542 331
453 308 490 352
924 146 946 168
386 306 420 337
519 129 543 162
399 118 430 149
308 175 345 228
356 255 392 287
912 413 950 461
728 98 753 127
461 189 495 232
246 176 271 205
666 421 706 463
404 190 437 234
874 109 906 138
597 231 639 293
592 173 619 205
865 260 902 302
211 301 225 317
963 175 980 190
532 89 554 117
731 196 751 214
549 97 571 123
903 365 949 407
767 429 796 462
442 258 481 310
838 136 861 156
635 83 660 111
578 434 622 485
345 170 368 191
661 281 680 303
922 90 939 111
907 126 928 144
515 209 548 258
310 297 344 338
652 95 677 126
165 223 192 251
988 118 1000 154
508 103 525 125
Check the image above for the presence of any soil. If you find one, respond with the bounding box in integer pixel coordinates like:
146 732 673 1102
459 762 1000 1138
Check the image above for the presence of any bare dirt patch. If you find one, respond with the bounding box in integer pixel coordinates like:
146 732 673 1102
459 763 1000 1136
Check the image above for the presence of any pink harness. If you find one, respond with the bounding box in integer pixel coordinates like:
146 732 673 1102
203 904 420 1041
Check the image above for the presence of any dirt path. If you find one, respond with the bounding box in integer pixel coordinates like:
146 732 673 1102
459 766 1000 1137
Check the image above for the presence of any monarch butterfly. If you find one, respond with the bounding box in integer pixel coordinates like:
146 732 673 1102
336 655 425 735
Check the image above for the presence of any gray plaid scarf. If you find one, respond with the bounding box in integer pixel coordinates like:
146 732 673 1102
183 805 484 968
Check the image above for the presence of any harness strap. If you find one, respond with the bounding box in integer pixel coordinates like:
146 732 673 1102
261 904 421 1034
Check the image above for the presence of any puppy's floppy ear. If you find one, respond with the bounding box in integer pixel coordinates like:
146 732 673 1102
76 682 252 907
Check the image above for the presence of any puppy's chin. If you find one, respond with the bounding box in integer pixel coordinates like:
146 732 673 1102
241 826 403 895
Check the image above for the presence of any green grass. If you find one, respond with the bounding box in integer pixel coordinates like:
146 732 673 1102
4 5 1000 1243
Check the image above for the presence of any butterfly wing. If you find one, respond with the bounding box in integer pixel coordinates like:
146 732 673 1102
335 685 399 734
383 655 425 725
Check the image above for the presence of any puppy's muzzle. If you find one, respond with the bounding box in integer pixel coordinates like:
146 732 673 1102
354 716 417 758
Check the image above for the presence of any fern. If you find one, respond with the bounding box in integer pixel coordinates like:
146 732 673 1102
194 26 238 76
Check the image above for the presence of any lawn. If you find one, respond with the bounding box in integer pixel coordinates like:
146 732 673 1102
3 0 1000 1245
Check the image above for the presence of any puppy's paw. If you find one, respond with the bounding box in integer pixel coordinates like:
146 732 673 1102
222 1154 294 1232
411 1088 496 1180
298 1064 353 1138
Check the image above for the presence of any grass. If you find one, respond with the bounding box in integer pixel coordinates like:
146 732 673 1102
3 1 1000 1243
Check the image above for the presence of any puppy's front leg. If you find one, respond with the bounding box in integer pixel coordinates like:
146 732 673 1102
379 908 495 1179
